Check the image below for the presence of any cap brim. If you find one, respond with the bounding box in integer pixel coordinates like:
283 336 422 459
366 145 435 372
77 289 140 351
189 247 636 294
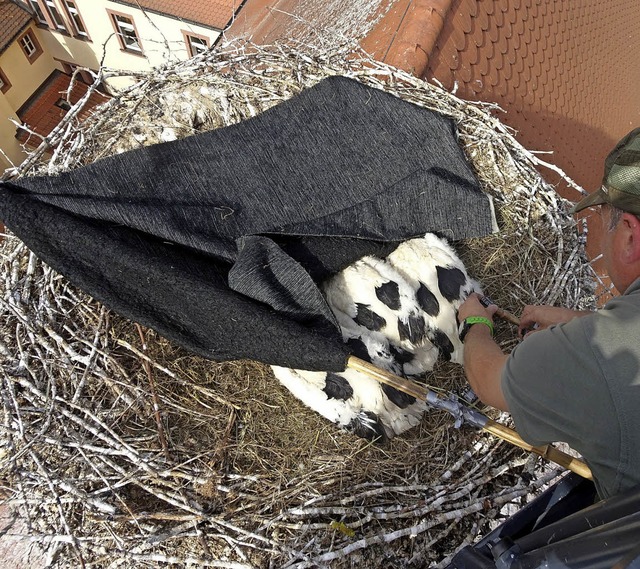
571 187 609 214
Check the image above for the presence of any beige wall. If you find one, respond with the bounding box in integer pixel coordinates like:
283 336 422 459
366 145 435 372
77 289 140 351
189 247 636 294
1 24 60 110
0 95 23 170
0 23 60 171
39 1 221 88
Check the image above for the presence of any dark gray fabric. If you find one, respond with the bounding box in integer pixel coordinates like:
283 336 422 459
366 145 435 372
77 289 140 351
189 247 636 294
0 76 493 371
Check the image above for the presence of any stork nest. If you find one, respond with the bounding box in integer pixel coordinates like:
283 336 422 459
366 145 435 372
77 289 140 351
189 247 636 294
1 40 600 568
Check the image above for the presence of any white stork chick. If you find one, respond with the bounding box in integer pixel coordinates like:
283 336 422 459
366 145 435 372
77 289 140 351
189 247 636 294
271 233 480 442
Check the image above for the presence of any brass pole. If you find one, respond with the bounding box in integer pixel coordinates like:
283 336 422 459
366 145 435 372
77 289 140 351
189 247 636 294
347 356 592 480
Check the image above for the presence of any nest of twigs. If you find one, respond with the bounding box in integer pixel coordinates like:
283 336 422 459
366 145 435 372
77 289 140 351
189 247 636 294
1 40 599 568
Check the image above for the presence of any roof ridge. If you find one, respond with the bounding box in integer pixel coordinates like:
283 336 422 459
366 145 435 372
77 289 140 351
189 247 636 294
363 0 454 76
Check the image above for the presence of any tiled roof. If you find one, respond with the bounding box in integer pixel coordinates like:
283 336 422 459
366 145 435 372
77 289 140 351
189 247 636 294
364 0 640 288
0 1 33 55
425 0 640 200
111 0 240 31
365 0 640 200
16 70 109 148
361 0 451 76
424 0 640 282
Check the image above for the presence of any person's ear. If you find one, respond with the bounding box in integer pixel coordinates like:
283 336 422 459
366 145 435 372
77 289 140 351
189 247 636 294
621 212 640 263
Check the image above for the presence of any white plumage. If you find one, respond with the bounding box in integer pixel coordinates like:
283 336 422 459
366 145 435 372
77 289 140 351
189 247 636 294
272 233 480 441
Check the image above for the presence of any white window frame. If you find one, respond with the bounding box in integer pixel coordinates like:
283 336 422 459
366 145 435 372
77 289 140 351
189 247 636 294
18 29 43 62
27 0 48 24
62 0 87 37
20 33 37 57
187 34 209 57
44 0 67 31
112 13 142 52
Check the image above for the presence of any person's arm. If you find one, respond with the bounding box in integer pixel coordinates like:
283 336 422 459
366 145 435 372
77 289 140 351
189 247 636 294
518 305 591 337
457 294 509 410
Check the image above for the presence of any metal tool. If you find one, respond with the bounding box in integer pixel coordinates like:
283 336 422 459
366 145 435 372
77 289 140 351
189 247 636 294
347 356 592 480
479 295 520 326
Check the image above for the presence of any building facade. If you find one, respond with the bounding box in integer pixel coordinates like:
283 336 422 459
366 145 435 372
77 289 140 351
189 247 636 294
0 0 241 172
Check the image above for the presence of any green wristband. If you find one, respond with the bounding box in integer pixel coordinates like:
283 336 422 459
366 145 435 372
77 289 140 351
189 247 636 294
458 316 494 342
466 316 494 334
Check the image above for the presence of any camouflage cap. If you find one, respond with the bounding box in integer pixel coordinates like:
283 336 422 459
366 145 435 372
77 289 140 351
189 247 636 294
572 127 640 215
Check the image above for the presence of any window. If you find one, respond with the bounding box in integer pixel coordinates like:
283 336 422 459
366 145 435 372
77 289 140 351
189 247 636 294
18 30 43 62
109 12 142 53
59 60 94 85
27 0 47 25
0 69 11 93
43 0 67 32
62 0 88 38
54 97 72 111
21 32 37 56
185 33 209 57
28 0 69 33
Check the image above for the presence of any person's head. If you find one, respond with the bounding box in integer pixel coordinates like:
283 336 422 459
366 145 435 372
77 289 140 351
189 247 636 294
573 128 640 292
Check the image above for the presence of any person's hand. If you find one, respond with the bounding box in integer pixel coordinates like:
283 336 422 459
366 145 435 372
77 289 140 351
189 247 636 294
518 305 591 337
457 293 498 324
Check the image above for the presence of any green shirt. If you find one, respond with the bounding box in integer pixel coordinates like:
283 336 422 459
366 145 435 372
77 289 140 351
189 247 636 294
502 278 640 499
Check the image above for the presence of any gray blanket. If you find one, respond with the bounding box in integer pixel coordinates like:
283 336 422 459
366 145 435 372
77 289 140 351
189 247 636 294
0 76 494 371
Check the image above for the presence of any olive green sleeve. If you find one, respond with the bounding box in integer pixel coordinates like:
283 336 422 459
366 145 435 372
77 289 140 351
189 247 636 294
501 318 619 497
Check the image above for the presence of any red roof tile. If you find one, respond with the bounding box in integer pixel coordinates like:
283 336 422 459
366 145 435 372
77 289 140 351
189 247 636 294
359 0 639 280
16 70 109 148
425 0 640 204
0 1 32 55
111 0 240 31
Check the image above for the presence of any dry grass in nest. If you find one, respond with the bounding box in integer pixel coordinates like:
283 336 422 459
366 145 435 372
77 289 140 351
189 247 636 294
0 40 597 567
